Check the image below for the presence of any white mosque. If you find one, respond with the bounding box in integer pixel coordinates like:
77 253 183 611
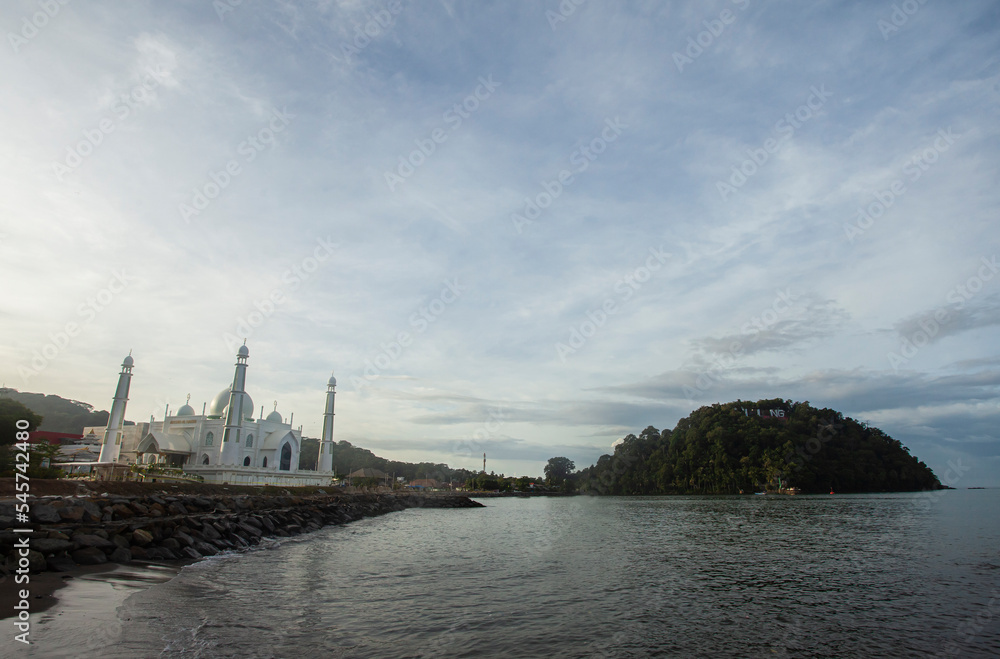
95 345 337 486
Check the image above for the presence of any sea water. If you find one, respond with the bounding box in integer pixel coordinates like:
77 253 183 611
29 490 1000 657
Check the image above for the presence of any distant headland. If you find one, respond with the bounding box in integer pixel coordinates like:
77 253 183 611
567 399 943 495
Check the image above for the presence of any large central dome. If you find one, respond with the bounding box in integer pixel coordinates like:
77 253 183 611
208 386 254 420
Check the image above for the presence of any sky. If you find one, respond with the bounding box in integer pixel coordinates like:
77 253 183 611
2 0 999 485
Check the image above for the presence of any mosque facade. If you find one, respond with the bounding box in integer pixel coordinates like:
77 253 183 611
96 345 337 486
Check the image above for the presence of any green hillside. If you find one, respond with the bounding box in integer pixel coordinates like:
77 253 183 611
576 399 942 495
0 388 114 434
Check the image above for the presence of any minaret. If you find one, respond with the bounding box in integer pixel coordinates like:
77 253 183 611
483 452 486 474
319 372 336 472
221 343 250 465
98 353 134 463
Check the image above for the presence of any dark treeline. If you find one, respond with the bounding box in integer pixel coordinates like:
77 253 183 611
574 399 942 495
299 438 480 484
0 389 112 435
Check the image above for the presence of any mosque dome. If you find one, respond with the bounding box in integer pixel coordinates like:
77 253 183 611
238 345 249 358
266 409 283 423
328 373 337 387
208 386 254 420
123 354 134 368
176 394 195 416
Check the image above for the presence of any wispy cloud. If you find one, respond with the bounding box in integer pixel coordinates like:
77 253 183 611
2 0 999 484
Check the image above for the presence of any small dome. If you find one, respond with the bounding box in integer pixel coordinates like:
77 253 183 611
123 355 134 368
328 373 337 387
238 344 249 358
177 394 195 416
266 410 283 423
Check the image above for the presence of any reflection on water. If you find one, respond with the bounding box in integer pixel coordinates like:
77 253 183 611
63 491 1000 657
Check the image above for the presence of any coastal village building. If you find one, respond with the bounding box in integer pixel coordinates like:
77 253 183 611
92 346 338 486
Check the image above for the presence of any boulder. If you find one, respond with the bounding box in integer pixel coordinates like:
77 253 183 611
108 547 132 564
237 522 262 538
241 516 263 529
193 541 218 557
30 504 62 524
111 504 135 520
200 524 221 541
181 546 202 560
58 506 85 522
80 501 103 522
173 531 195 548
112 535 131 550
73 534 115 551
129 545 148 559
72 547 107 565
27 550 47 572
167 502 189 516
31 538 74 554
131 529 154 547
160 538 181 551
47 556 77 572
156 547 178 560
129 502 149 516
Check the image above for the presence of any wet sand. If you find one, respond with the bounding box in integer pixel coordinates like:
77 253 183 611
2 562 180 657
1 564 112 619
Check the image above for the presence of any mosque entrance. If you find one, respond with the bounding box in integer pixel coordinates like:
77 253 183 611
280 443 292 471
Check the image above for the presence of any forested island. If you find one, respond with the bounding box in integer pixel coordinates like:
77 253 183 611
569 399 943 495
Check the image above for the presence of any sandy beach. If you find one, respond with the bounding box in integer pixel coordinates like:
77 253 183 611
3 561 179 657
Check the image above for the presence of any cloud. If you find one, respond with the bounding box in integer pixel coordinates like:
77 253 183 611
2 0 999 484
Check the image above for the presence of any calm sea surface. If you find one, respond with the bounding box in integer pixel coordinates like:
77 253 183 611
49 491 1000 657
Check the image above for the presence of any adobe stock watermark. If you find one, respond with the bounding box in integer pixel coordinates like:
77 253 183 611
384 75 501 192
672 0 750 73
510 117 626 234
7 0 71 54
936 590 1000 658
556 247 671 362
222 237 337 352
339 1 405 62
717 85 832 200
350 278 468 391
843 127 957 242
17 270 135 385
546 0 586 30
683 288 799 403
53 66 171 182
887 255 997 371
783 418 843 473
178 107 294 223
877 0 930 40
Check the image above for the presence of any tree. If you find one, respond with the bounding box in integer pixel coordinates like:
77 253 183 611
544 456 575 485
0 398 43 445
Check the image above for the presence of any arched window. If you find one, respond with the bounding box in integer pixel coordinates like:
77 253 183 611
202 454 210 465
243 456 251 466
245 434 254 448
262 457 268 468
204 432 214 446
280 443 292 471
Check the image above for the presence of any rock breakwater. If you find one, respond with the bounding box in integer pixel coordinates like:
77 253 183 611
1 492 483 575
